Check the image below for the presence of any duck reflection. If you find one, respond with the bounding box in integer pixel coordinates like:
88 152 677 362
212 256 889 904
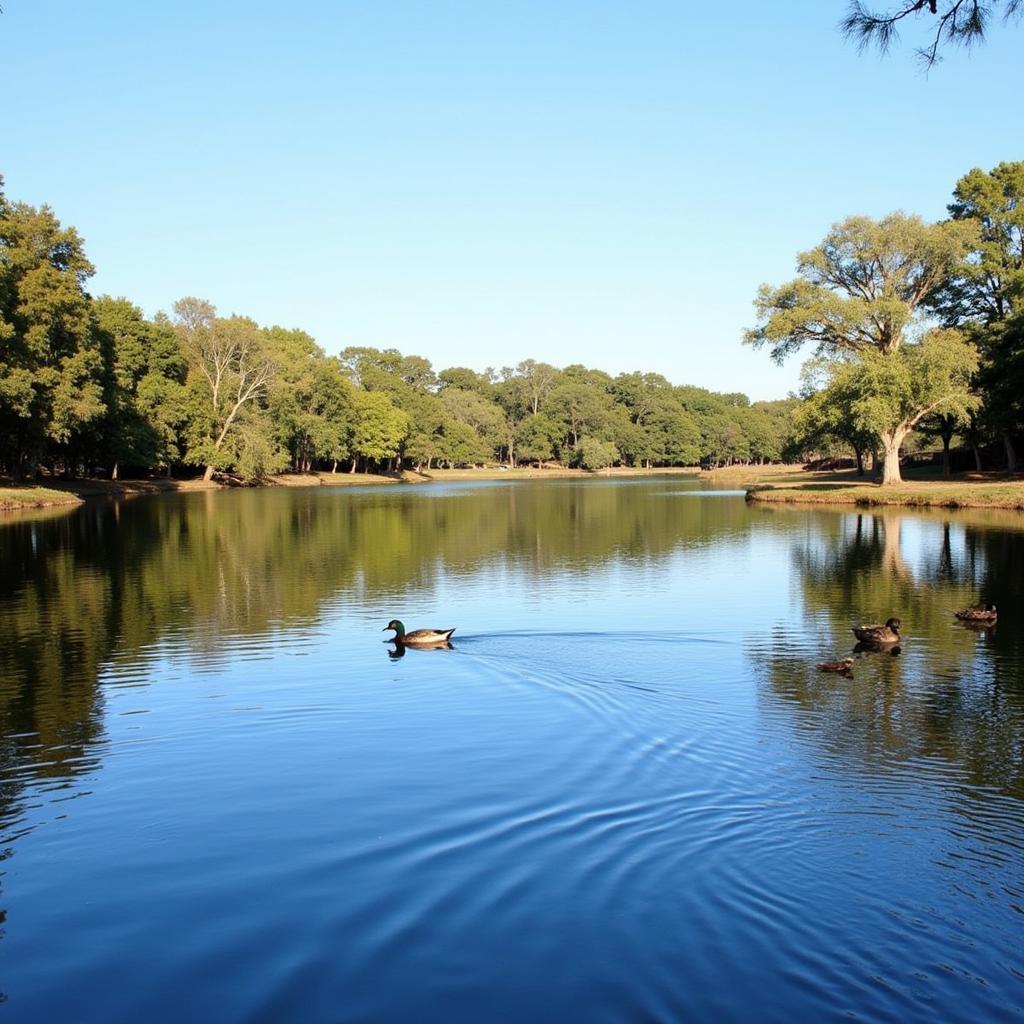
386 641 454 659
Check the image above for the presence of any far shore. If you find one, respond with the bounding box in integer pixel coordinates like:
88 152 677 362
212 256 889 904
5 463 1024 513
0 465 701 511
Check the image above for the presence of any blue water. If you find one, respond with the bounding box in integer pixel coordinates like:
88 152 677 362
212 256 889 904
1 479 1022 1021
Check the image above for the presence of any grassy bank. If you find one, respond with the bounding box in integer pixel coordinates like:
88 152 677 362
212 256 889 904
744 466 1024 511
0 486 85 511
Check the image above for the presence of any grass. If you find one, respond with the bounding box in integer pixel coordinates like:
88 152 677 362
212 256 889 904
744 466 1024 511
0 486 84 511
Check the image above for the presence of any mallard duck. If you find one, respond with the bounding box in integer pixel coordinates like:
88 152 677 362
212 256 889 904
852 617 901 645
954 604 997 624
818 657 854 675
383 619 456 646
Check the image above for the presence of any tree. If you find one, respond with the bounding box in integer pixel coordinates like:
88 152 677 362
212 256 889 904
576 436 618 471
746 212 977 483
934 162 1024 470
0 179 104 477
510 359 559 415
263 328 357 473
351 391 408 470
515 414 560 464
173 300 277 481
441 387 504 457
340 346 437 392
842 1 1023 66
917 411 965 476
817 330 979 482
92 297 187 477
437 366 496 395
794 360 878 473
543 381 617 449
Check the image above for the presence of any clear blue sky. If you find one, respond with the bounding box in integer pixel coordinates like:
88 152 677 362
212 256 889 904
4 1 1020 399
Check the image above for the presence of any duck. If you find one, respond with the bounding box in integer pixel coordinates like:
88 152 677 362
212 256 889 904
954 604 997 624
383 619 456 646
852 617 901 645
818 657 854 675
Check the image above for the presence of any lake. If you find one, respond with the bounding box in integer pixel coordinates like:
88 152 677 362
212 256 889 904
1 477 1022 1022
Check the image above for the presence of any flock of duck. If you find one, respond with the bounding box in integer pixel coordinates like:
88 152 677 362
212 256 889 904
817 604 998 676
383 605 999 670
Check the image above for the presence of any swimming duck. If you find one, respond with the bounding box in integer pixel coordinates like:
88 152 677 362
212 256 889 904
852 618 901 645
954 604 997 624
818 657 854 675
383 619 456 646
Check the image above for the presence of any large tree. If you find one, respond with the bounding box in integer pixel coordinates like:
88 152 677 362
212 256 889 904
92 297 188 477
842 1 1023 65
173 299 277 481
933 161 1024 469
746 213 977 483
0 179 105 477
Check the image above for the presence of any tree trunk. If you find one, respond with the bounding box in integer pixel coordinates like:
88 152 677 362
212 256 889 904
854 447 864 476
972 445 983 471
203 464 215 482
349 458 357 474
331 460 337 474
880 430 905 486
112 462 119 481
941 433 952 478
1004 433 1018 474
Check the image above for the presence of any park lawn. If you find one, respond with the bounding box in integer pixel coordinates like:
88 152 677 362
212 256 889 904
746 469 1024 510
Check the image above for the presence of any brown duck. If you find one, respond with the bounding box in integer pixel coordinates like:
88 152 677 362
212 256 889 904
818 657 854 675
853 618 901 645
954 604 997 624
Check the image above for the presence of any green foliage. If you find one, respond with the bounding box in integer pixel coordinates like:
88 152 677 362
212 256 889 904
0 178 850 481
576 436 619 470
233 423 290 483
93 297 188 470
748 211 982 483
746 213 976 363
353 391 408 463
515 414 560 464
0 179 104 474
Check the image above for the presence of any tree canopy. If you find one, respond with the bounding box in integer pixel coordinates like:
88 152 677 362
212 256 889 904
746 212 979 483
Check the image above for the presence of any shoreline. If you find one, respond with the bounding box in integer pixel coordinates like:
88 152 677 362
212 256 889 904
7 464 1023 514
0 465 702 511
745 479 1024 512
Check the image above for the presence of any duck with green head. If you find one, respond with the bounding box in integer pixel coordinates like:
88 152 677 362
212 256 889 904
384 619 456 647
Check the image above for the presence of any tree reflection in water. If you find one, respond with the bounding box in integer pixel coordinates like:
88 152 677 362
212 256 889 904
752 507 1024 801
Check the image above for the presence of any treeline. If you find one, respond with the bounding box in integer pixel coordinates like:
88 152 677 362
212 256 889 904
0 176 797 482
748 160 1024 484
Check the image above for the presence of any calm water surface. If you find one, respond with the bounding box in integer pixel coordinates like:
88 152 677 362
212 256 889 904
1 478 1022 1022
